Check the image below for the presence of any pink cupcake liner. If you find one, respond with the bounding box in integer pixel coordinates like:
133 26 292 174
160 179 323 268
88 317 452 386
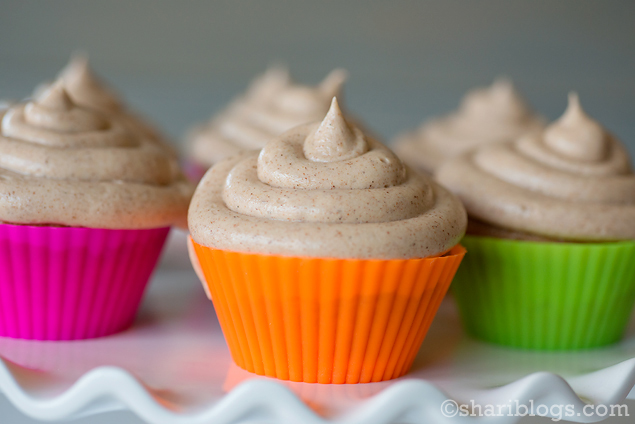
0 223 169 340
182 159 208 183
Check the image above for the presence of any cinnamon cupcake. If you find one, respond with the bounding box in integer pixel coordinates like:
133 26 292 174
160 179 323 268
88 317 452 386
189 98 466 383
184 66 347 179
394 79 544 174
0 82 193 340
437 94 635 350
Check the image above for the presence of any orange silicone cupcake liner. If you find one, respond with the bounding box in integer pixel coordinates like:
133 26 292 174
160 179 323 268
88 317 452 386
192 238 465 384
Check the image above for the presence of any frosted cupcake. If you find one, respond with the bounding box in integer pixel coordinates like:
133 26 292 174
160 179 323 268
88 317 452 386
184 66 347 179
189 98 466 383
394 79 544 174
437 94 635 350
0 82 193 340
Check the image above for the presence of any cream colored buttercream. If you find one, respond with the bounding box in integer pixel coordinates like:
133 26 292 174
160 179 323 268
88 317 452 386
57 55 123 113
394 79 544 173
436 94 635 241
189 98 466 259
187 67 347 167
0 82 193 228
34 55 173 154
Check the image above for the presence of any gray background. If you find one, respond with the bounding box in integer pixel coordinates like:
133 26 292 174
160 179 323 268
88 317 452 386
0 1 634 423
0 1 634 153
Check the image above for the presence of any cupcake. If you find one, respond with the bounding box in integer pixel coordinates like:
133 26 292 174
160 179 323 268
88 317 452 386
394 79 544 174
436 94 635 350
184 66 347 179
0 81 193 340
189 98 467 383
36 55 175 156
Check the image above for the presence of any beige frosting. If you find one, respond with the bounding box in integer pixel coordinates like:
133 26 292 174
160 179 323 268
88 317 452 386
58 55 124 113
189 98 466 259
187 66 347 166
34 55 173 154
0 82 193 229
436 94 635 241
394 79 544 173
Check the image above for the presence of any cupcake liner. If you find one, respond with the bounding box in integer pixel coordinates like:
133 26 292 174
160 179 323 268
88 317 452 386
182 159 208 183
0 223 169 340
191 239 465 384
452 235 635 350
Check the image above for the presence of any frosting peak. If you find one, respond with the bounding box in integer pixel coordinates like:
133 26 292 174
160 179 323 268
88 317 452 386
36 82 73 110
303 97 367 162
394 79 544 173
3 81 129 148
319 69 348 98
30 56 174 155
461 78 529 119
58 54 122 113
543 93 608 162
270 69 347 116
247 65 291 101
23 82 109 135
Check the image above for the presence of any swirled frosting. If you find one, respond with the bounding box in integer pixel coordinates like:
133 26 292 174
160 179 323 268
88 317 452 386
436 94 635 241
394 79 544 173
0 82 193 228
189 98 466 259
34 56 173 153
187 66 348 167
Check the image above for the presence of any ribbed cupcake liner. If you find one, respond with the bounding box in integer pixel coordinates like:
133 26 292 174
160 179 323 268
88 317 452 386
452 236 635 350
0 223 170 340
192 240 465 384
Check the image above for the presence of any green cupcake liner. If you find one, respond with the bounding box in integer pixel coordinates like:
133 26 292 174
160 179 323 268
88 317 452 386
452 235 635 351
